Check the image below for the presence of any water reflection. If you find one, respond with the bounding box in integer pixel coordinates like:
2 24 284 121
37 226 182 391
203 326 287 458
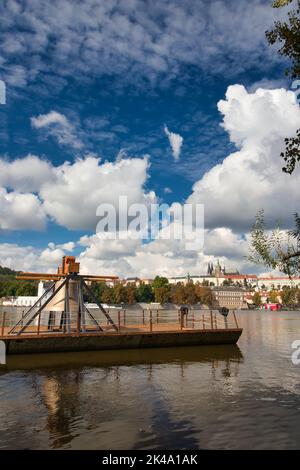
1 311 300 449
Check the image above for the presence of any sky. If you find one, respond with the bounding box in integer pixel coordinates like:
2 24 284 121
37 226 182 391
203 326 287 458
0 0 300 278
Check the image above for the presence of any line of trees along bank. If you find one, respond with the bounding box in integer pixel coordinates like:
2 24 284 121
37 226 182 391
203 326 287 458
89 276 213 306
0 266 36 298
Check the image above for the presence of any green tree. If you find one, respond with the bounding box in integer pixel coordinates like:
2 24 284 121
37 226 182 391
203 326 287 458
101 287 115 304
136 283 154 303
113 283 126 304
170 283 186 304
184 283 197 304
266 0 300 173
249 210 300 276
268 290 279 303
252 292 262 306
88 282 107 302
152 276 170 303
152 276 169 290
124 284 137 304
154 286 170 304
195 284 212 307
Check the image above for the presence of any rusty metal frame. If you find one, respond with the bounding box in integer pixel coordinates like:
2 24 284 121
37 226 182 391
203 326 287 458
7 273 116 336
14 277 69 336
81 278 118 331
8 281 56 335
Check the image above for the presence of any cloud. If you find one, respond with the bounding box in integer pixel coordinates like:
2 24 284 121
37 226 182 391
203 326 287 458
0 188 46 230
164 125 183 161
0 242 74 272
0 153 155 231
2 84 300 277
188 85 300 232
31 110 83 149
0 1 288 92
40 155 155 230
0 155 54 192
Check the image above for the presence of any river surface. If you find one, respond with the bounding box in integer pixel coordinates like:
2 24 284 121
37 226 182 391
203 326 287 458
0 310 300 450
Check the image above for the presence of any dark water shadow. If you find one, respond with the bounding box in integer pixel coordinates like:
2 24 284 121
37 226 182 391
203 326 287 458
1 344 243 373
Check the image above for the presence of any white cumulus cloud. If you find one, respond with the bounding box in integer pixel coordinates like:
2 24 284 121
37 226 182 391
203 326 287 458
188 85 300 232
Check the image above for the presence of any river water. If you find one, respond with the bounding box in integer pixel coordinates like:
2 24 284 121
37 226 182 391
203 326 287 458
0 310 300 450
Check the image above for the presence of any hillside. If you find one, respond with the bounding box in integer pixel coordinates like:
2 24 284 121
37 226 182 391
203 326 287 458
0 266 36 298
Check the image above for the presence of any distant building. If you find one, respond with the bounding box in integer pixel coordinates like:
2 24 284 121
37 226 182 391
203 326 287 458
1 281 51 307
257 277 300 290
211 287 246 310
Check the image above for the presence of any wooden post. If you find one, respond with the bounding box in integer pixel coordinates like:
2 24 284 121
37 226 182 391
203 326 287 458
192 312 195 329
142 309 145 325
118 310 121 332
21 310 24 327
1 311 6 336
149 310 153 332
37 311 41 336
180 312 183 331
233 310 239 328
156 309 159 324
202 314 205 330
123 309 126 326
214 312 217 329
210 310 213 329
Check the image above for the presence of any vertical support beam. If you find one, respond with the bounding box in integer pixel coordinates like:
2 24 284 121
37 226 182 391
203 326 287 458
123 310 126 326
1 311 6 337
192 312 195 329
142 309 145 325
233 310 239 328
214 312 217 329
118 310 121 332
37 311 41 336
77 280 81 335
65 278 71 335
210 310 213 330
156 309 159 324
202 314 205 330
149 310 153 332
180 311 184 331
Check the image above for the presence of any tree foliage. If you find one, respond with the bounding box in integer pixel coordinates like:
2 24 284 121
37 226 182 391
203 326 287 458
266 0 300 173
0 265 38 298
249 209 300 275
85 278 213 306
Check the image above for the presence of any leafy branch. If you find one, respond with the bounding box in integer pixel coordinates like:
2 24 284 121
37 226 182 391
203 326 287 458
249 210 300 276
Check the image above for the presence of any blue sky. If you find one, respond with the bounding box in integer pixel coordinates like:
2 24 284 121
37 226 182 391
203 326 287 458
0 0 299 277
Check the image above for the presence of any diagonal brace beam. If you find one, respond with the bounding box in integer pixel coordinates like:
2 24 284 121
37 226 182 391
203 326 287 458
15 277 69 336
8 281 55 334
82 279 118 331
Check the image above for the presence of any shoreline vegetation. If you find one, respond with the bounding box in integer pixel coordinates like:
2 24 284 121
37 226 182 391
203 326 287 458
1 265 300 309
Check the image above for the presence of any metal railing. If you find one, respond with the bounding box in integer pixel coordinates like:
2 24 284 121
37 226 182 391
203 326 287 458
0 308 240 337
